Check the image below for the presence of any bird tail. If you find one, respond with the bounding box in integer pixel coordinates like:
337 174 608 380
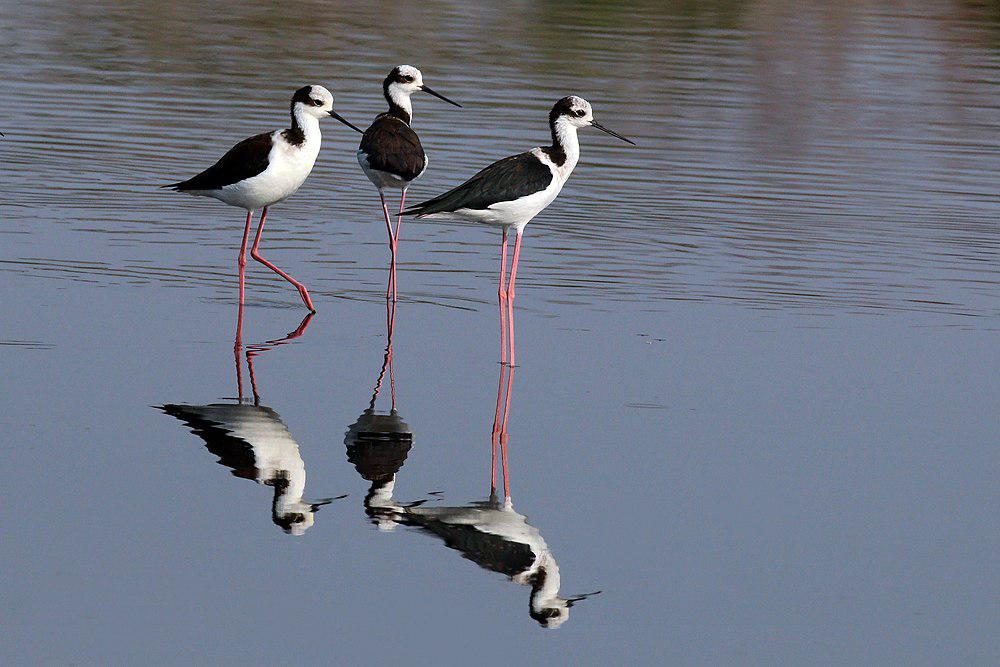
400 203 428 218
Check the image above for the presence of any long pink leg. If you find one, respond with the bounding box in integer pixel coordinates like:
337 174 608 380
395 189 407 244
391 188 407 302
506 231 523 367
378 190 397 302
235 210 253 402
498 228 509 365
249 206 316 312
238 210 252 307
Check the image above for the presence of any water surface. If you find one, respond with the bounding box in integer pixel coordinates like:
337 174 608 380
1 0 998 664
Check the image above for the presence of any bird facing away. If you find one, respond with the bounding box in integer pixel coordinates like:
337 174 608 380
166 85 362 312
357 65 462 300
403 96 635 365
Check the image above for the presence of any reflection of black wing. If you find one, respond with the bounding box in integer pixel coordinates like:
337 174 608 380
160 404 266 481
359 115 426 181
400 515 536 578
165 132 274 191
403 152 552 216
345 409 413 483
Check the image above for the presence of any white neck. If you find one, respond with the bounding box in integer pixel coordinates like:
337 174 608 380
552 118 581 177
388 85 413 122
291 105 323 143
530 554 564 609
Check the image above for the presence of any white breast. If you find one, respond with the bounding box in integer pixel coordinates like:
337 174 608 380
216 132 321 210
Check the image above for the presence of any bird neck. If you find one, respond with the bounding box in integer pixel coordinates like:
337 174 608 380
384 83 413 125
286 104 322 147
546 117 580 172
528 557 563 609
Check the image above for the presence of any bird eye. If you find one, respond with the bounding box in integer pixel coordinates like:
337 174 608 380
312 99 323 106
401 75 413 83
574 109 586 117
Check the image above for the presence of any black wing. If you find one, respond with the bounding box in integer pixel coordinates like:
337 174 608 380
159 404 262 481
403 152 553 216
165 132 274 191
400 515 537 578
359 115 426 182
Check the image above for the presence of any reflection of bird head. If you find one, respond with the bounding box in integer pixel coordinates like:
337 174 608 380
527 560 600 629
272 505 315 536
269 475 339 536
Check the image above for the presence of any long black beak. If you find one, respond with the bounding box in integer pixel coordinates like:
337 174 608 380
565 590 602 607
420 85 462 108
310 493 349 511
590 121 635 146
330 110 363 133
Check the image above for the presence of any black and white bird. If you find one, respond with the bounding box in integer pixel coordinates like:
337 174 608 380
166 85 362 312
357 65 462 299
161 402 334 535
365 491 598 628
403 96 634 364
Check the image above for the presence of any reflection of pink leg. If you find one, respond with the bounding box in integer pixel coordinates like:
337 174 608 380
498 228 509 365
506 231 523 367
490 362 507 493
249 206 316 312
499 365 515 499
244 311 315 405
235 302 246 402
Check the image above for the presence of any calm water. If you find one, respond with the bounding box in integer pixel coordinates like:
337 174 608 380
1 0 998 663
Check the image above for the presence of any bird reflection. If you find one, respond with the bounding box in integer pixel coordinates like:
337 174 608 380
160 311 337 535
355 355 599 628
345 297 414 530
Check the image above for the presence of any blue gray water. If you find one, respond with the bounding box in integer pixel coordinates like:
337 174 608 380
1 1 998 664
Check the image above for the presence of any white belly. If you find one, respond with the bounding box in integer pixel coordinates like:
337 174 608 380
425 177 564 231
209 133 320 210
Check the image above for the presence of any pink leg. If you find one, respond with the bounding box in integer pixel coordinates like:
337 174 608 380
395 189 406 244
249 206 316 312
378 190 397 302
506 231 523 367
238 210 252 306
235 211 252 402
498 228 509 365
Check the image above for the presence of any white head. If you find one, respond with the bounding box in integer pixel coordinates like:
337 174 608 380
383 65 462 119
273 502 316 536
291 84 362 131
550 95 635 144
272 487 337 536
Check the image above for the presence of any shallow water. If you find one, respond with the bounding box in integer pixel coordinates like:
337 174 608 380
1 0 998 663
